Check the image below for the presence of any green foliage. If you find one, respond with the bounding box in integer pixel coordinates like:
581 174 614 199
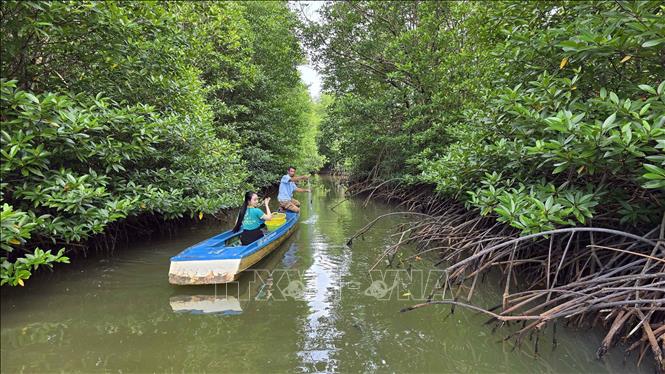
305 1 664 233
0 1 322 285
304 1 499 178
300 95 328 173
1 203 69 286
212 2 317 186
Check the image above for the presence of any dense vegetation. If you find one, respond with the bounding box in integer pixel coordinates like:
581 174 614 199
0 1 323 286
304 2 664 366
305 1 664 233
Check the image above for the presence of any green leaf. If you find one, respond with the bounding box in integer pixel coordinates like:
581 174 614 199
643 173 663 180
643 164 665 177
642 39 665 48
638 84 657 95
25 93 39 104
609 92 619 105
623 99 631 111
553 163 568 174
602 113 616 130
558 40 582 51
643 180 665 189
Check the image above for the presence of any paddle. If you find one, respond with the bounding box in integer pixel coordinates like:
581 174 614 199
308 174 313 207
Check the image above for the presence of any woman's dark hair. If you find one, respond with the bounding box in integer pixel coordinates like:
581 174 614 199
233 191 256 232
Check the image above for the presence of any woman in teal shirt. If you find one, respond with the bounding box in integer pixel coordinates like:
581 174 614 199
232 191 273 245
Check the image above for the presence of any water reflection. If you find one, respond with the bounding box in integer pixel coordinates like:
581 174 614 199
170 295 242 315
0 175 655 373
296 178 351 372
282 242 300 268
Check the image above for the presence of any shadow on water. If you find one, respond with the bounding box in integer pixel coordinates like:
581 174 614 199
1 175 655 373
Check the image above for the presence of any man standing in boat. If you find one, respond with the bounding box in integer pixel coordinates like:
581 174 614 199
278 166 310 213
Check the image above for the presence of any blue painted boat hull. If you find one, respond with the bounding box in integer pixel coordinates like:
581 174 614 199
168 212 299 285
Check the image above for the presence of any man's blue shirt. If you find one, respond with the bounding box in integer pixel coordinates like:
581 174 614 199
278 175 296 201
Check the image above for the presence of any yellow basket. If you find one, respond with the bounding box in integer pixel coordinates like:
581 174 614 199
265 219 285 231
271 212 286 221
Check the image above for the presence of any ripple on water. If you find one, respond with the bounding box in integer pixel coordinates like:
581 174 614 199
0 176 656 373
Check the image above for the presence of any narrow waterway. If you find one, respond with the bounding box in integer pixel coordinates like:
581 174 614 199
0 176 651 373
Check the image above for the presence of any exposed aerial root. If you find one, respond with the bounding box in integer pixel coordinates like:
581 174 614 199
346 178 665 371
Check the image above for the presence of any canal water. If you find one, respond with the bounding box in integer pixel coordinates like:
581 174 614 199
0 176 652 373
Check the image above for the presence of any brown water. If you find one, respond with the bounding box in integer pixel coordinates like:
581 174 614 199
0 176 652 373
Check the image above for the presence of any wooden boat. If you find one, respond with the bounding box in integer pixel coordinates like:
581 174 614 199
169 238 296 313
168 211 298 285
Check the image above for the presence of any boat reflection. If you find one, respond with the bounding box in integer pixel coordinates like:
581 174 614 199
170 294 242 315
